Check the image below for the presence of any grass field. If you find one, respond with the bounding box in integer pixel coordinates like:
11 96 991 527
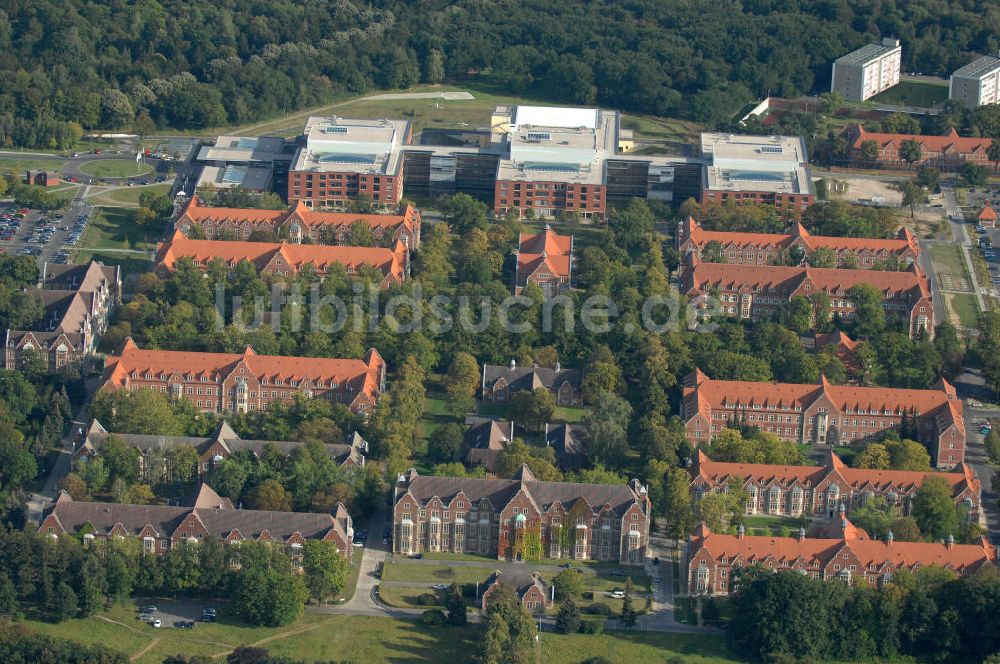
930 244 969 278
0 156 67 175
76 207 163 251
77 158 154 178
476 402 588 423
541 630 738 663
870 80 948 108
946 292 982 328
88 183 172 207
741 514 806 537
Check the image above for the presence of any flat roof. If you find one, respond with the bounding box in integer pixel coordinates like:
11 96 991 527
836 41 901 67
197 136 291 164
512 106 599 130
196 164 273 191
701 133 812 195
496 107 617 185
953 55 1000 80
291 116 408 175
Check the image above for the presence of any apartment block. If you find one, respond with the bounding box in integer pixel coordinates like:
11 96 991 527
950 53 1000 107
681 370 966 468
102 339 385 416
832 38 902 102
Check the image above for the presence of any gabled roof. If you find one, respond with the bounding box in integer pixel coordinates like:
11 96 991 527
155 230 407 284
179 197 419 235
483 364 582 392
103 340 384 404
848 124 992 155
979 204 997 221
691 447 977 497
546 423 588 470
516 226 573 282
41 488 350 544
680 217 918 257
398 471 645 516
684 255 930 299
691 521 995 572
178 197 287 225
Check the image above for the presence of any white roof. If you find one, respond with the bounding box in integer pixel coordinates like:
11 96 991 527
513 106 598 130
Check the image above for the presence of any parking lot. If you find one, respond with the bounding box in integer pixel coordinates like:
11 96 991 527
0 195 94 267
134 598 221 630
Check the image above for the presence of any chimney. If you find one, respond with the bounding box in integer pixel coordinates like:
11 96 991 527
555 361 561 372
798 526 806 542
509 358 516 370
886 530 894 547
946 533 954 549
737 523 745 540
544 422 549 444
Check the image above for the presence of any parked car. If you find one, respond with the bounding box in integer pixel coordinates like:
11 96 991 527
152 619 162 628
610 589 625 599
432 584 448 591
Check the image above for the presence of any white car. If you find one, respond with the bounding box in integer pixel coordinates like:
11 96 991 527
431 584 448 591
152 619 162 628
610 590 625 599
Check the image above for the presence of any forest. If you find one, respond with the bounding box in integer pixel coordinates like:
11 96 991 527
1 0 999 147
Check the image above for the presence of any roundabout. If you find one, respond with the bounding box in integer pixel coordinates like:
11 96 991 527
76 158 153 179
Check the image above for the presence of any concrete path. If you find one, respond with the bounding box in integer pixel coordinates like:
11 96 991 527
942 185 987 310
362 91 475 101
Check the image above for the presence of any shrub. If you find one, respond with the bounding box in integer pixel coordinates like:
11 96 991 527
578 618 605 634
415 593 439 606
420 609 446 627
584 603 612 616
581 591 594 600
702 597 721 621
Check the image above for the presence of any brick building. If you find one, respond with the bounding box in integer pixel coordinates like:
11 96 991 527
288 117 411 209
5 262 121 371
681 254 933 339
24 170 61 187
102 339 385 416
681 370 966 468
700 133 815 216
38 484 353 562
392 467 650 564
978 203 997 229
174 197 421 248
492 106 613 220
677 217 919 268
154 230 408 288
845 125 993 169
812 330 863 380
689 449 981 519
481 570 552 614
464 418 514 476
73 420 367 480
514 226 574 296
481 360 582 406
686 518 994 596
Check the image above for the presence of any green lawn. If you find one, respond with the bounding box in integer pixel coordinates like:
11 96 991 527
0 156 67 174
382 561 493 585
77 158 154 178
947 293 982 329
870 80 948 108
929 244 969 278
383 559 649 591
540 629 739 663
76 207 163 251
88 183 172 207
477 402 588 423
741 514 807 537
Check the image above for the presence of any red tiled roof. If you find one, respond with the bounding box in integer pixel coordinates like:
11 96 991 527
518 227 572 256
692 524 994 571
180 197 287 224
686 258 930 298
692 449 977 496
979 204 997 221
155 230 406 284
104 339 384 403
815 330 859 352
850 125 992 155
290 200 420 231
681 218 919 256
